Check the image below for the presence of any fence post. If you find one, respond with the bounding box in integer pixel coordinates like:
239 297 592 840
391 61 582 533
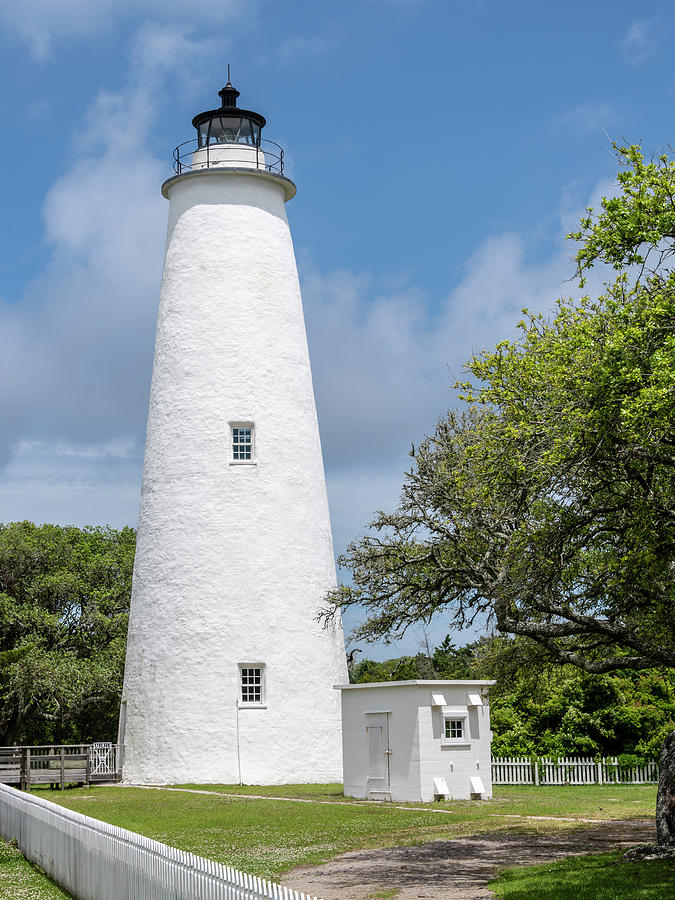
25 749 31 791
86 747 91 786
19 748 27 791
60 748 65 790
597 759 603 785
533 758 539 786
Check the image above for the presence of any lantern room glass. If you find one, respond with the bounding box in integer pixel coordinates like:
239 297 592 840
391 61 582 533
197 116 261 148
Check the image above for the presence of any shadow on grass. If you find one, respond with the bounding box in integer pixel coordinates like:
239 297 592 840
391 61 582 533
489 850 675 899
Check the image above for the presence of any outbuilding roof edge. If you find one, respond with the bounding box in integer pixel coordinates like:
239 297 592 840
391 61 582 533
334 679 496 690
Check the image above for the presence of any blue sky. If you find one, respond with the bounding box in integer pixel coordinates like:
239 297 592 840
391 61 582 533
0 0 673 658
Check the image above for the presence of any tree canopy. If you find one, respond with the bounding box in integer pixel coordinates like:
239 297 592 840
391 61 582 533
0 521 135 744
351 637 675 761
349 636 475 684
327 145 675 677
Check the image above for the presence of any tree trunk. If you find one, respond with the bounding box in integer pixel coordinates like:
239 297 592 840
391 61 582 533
0 708 21 746
656 730 675 846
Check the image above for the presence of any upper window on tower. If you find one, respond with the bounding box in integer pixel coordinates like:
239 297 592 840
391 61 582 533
231 424 254 463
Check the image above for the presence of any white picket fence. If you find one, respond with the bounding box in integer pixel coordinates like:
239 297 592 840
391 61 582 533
492 755 658 785
0 783 320 900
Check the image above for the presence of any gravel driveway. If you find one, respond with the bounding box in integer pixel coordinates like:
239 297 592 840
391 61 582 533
282 820 654 899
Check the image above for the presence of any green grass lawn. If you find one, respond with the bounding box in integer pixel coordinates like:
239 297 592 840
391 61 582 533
0 840 70 899
178 781 655 821
35 783 655 880
488 850 675 899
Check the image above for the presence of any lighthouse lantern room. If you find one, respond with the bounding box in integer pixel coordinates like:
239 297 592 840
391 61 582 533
173 77 285 175
193 79 265 146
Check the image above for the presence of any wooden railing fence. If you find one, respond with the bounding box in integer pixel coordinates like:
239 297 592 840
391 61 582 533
491 755 658 785
0 744 119 789
0 783 320 900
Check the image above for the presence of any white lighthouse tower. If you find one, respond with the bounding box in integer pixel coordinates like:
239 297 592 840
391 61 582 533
118 79 348 785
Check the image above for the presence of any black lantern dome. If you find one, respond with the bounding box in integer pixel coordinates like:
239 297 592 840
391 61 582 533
192 78 266 149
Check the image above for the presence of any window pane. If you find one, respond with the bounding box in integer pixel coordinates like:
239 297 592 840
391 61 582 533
232 425 254 461
241 666 262 702
445 719 464 739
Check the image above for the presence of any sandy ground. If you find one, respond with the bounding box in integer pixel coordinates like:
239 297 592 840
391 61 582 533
281 820 655 900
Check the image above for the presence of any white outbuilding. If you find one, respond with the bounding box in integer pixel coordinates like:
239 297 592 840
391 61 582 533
336 680 496 802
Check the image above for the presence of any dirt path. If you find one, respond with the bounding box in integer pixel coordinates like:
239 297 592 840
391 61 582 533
281 821 654 900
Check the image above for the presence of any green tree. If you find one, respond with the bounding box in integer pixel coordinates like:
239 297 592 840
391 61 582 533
325 146 675 846
0 521 135 744
352 636 675 759
349 638 476 684
476 637 675 759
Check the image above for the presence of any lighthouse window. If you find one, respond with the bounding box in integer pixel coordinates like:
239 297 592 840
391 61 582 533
239 665 264 705
232 426 253 461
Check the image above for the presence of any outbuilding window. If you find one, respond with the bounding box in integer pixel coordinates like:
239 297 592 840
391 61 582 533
441 707 470 746
445 719 464 740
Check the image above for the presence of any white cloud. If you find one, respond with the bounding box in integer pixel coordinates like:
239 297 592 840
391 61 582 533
303 231 573 481
0 441 142 527
621 18 667 66
0 0 250 59
16 438 137 459
551 101 621 136
0 25 209 470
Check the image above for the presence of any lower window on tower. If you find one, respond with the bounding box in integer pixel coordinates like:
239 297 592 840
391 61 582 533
239 664 265 706
230 423 255 464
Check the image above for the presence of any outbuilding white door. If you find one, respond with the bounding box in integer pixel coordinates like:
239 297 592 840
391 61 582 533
365 712 390 794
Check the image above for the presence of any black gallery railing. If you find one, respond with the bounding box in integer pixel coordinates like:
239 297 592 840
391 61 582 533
172 138 285 176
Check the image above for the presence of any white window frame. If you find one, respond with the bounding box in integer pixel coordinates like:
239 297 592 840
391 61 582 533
441 707 470 746
238 663 266 707
230 422 256 465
